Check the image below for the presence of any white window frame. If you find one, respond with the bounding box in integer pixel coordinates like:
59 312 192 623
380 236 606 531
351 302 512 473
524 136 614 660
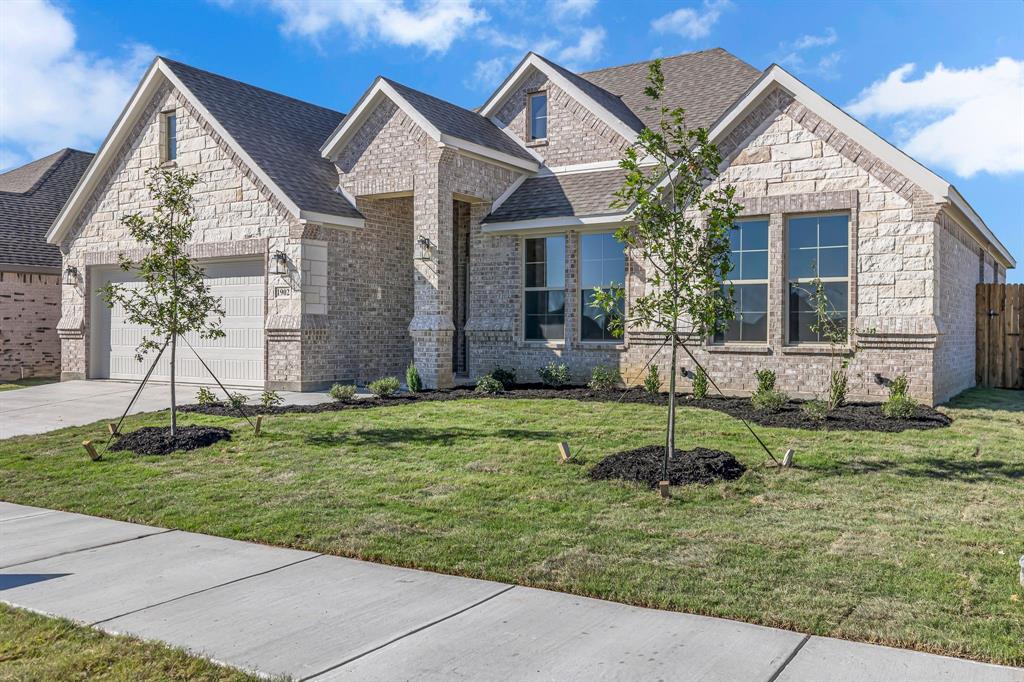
784 211 851 346
528 91 548 142
578 230 626 344
714 217 770 345
522 233 565 343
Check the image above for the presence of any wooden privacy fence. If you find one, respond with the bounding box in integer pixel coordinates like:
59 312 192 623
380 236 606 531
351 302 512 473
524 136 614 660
976 283 1024 389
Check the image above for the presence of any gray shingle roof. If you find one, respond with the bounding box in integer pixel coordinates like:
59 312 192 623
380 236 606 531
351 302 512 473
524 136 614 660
581 48 762 133
381 78 535 163
483 169 627 224
534 55 646 134
0 149 93 269
161 58 361 219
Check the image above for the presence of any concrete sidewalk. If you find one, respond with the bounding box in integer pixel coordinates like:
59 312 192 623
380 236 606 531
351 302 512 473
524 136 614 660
1 502 1020 681
0 379 332 439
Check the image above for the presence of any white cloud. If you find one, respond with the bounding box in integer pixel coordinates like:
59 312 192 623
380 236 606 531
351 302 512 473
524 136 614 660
549 0 596 21
465 56 512 91
268 0 486 53
789 27 837 51
777 27 841 80
556 27 606 67
0 0 155 169
651 0 731 40
847 58 1024 178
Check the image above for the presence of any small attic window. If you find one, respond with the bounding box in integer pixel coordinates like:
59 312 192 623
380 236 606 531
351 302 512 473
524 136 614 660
162 111 178 162
529 92 547 141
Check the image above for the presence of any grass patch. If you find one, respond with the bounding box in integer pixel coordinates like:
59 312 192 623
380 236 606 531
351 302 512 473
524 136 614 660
1 389 1022 665
0 603 260 680
0 376 57 392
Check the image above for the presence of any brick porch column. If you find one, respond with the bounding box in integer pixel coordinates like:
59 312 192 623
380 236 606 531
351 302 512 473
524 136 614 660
409 146 456 389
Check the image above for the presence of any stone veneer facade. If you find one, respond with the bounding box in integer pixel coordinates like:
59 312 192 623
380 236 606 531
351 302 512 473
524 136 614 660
56 63 1009 404
0 271 61 380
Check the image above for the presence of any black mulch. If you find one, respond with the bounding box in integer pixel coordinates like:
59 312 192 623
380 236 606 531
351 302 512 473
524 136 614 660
179 385 951 433
108 426 232 456
589 446 747 488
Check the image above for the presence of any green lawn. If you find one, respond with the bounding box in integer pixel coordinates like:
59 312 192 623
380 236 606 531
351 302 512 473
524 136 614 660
0 376 57 392
0 604 260 681
1 389 1022 665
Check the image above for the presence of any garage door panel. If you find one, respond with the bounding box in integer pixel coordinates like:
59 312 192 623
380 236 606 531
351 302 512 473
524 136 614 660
94 260 265 388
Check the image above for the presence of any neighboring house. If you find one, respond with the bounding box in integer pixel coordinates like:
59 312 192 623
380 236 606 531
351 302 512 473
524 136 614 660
45 49 1013 404
0 149 93 381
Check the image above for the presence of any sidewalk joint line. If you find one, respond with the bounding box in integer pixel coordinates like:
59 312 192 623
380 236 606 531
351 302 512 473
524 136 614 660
0 510 57 523
299 584 517 681
765 634 811 682
0 529 174 570
91 553 323 627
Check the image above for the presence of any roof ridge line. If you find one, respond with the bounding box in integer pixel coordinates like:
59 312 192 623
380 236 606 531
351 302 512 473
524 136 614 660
578 47 727 76
0 149 73 197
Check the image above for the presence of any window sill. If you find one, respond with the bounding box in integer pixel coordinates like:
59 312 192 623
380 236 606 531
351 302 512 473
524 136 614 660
526 139 548 148
160 160 178 168
517 340 565 350
574 341 627 351
706 344 772 354
780 344 852 356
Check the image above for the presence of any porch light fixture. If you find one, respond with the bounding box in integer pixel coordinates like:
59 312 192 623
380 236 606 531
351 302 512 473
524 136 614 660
272 250 289 275
415 235 434 262
63 265 80 286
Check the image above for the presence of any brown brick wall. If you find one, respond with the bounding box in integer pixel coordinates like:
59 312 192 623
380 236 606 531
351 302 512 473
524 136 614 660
0 271 61 380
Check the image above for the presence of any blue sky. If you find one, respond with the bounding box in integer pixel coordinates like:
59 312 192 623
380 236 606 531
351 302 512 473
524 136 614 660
2 0 1022 279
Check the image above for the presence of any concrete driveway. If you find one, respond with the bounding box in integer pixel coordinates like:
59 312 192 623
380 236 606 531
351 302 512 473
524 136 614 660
1 502 1021 681
0 379 330 439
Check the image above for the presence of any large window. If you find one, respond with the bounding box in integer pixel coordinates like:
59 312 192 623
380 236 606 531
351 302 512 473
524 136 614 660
163 112 177 162
529 92 547 141
787 214 849 343
580 232 625 342
524 236 565 341
715 219 769 343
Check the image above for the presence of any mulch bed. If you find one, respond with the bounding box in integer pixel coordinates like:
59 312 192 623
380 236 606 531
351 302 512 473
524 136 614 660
589 446 747 488
179 385 951 433
109 425 232 456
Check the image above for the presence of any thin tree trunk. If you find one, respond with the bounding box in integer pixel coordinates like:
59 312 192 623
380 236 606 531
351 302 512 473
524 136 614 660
170 333 177 437
664 330 678 483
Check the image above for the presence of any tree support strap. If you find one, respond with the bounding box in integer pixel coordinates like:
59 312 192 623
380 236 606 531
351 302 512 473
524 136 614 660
178 333 257 430
106 335 171 447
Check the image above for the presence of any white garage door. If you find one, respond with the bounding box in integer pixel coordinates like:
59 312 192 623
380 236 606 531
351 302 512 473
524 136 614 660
92 259 265 387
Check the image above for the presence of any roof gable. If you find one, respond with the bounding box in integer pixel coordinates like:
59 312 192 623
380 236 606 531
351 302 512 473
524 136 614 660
321 77 538 172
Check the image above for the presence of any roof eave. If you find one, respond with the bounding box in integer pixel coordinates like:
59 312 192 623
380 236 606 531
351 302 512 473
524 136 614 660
480 212 629 234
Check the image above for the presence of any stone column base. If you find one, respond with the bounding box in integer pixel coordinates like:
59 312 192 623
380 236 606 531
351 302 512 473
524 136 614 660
410 328 455 389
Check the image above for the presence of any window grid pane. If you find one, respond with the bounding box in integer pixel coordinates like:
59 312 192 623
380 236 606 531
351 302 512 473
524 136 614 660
530 94 548 140
524 236 565 341
786 214 849 344
580 233 625 342
715 220 769 344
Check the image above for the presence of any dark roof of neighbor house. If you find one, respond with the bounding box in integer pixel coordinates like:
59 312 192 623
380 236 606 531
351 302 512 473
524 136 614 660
0 149 93 269
161 58 361 220
484 169 628 224
382 78 536 163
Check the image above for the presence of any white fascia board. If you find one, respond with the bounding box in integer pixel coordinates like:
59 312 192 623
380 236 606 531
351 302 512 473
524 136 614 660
710 64 1015 268
479 53 639 145
480 213 629 234
488 173 529 215
488 115 545 164
47 60 165 244
440 134 538 172
299 210 364 230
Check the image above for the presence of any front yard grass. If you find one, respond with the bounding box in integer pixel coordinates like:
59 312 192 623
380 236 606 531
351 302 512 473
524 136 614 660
0 388 1021 665
0 376 57 392
0 603 259 680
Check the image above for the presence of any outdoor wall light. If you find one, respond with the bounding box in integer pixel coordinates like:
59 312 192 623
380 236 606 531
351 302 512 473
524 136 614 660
272 250 289 275
415 235 434 261
62 265 80 286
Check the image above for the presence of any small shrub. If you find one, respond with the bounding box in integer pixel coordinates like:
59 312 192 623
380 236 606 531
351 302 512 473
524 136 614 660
754 368 776 392
196 386 219 406
405 363 422 393
751 369 787 412
260 390 284 408
882 374 916 419
692 366 709 400
802 399 828 421
329 383 356 402
228 392 249 409
643 364 661 394
490 367 517 389
538 361 571 388
475 375 504 394
827 370 848 410
588 364 621 391
368 376 400 398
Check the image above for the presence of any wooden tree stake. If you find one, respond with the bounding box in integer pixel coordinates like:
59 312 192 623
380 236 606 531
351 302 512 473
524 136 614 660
254 415 263 437
107 423 119 437
82 440 101 461
557 441 571 463
659 481 670 499
782 449 795 467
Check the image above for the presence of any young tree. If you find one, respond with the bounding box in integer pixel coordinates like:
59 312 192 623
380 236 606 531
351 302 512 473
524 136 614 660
592 59 742 485
101 167 225 436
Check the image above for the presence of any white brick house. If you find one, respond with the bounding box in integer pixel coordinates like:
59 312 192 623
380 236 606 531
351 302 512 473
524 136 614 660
46 49 1014 404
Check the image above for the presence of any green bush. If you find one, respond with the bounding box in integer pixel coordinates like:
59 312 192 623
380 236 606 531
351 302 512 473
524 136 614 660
643 365 661 394
260 390 284 408
196 386 219 406
368 376 400 398
228 392 249 409
802 399 828 421
692 366 709 400
329 383 357 402
538 361 571 388
588 364 621 391
882 374 915 419
751 369 787 412
828 370 848 410
489 367 517 389
475 375 504 394
754 368 776 392
405 363 422 393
